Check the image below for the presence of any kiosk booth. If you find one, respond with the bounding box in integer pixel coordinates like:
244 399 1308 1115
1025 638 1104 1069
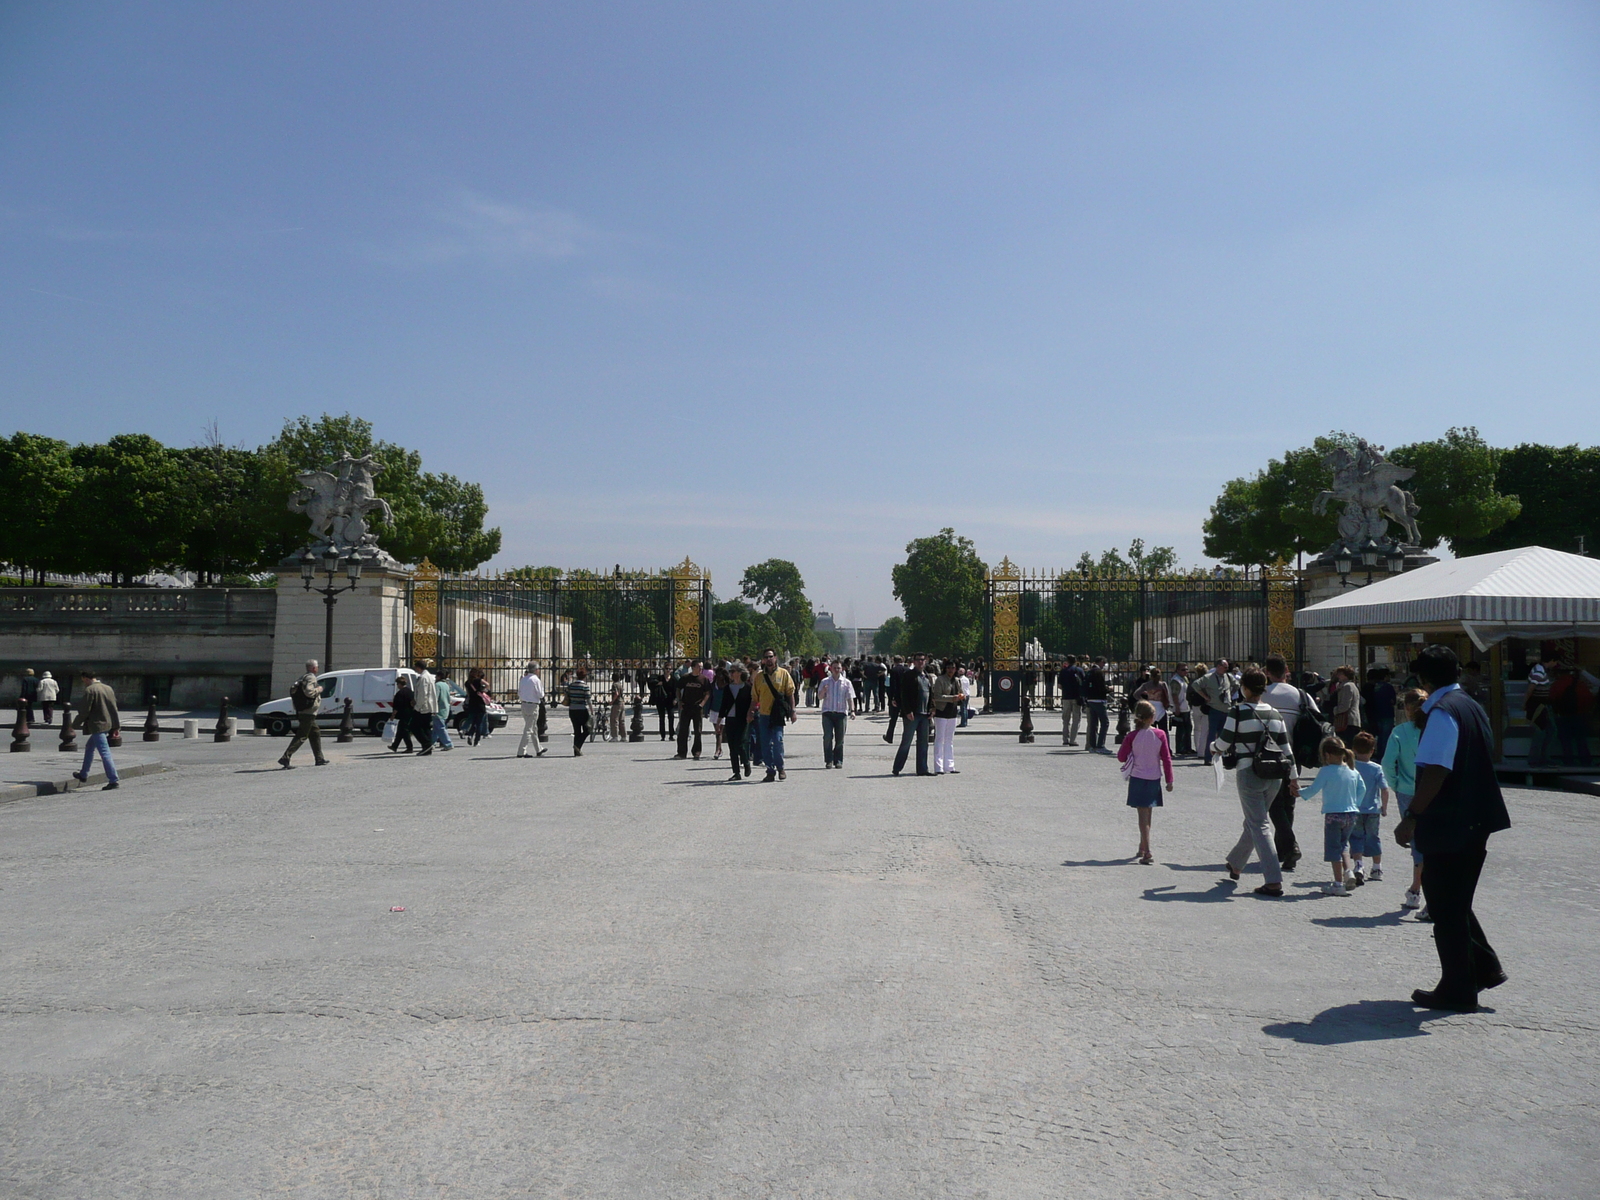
1295 547 1600 778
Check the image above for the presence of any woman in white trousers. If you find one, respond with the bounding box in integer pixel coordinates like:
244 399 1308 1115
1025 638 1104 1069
930 660 966 775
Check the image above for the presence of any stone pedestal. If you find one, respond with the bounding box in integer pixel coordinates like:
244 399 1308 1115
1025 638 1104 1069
270 564 412 699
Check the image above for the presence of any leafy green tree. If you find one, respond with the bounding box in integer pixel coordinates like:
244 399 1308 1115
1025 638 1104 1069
0 433 79 581
178 429 283 583
891 528 986 655
1452 443 1600 557
1202 441 1346 566
872 616 906 655
64 435 189 583
1389 426 1521 551
739 559 819 655
712 597 784 660
816 628 846 655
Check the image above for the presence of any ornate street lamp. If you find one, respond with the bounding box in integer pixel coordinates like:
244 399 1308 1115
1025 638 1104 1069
303 548 363 671
1360 539 1380 570
1385 545 1406 573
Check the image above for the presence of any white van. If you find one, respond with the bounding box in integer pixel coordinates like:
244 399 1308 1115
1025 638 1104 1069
252 668 506 737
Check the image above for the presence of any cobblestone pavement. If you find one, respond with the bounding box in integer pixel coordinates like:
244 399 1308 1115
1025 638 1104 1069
2 711 1595 1199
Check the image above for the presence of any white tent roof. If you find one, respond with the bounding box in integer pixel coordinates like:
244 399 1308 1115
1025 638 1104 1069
1295 546 1600 630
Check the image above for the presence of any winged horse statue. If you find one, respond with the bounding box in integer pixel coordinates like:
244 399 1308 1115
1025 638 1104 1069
1313 439 1421 548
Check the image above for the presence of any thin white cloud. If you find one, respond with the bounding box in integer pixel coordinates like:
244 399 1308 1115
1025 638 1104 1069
395 191 603 265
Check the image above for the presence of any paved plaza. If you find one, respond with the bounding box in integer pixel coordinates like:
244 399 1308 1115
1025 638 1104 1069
2 712 1596 1199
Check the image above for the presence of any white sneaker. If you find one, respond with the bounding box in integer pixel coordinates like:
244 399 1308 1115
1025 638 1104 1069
1369 866 1384 882
1323 881 1349 896
1402 888 1421 910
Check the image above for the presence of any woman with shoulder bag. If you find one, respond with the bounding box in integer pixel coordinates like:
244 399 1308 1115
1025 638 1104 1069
1214 669 1293 896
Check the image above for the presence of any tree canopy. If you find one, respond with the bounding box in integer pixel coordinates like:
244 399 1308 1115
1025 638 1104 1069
739 559 819 655
872 616 906 655
891 528 986 656
1452 443 1600 558
0 415 501 583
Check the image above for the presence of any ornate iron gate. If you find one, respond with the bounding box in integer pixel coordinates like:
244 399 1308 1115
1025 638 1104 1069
983 559 1303 672
406 557 712 698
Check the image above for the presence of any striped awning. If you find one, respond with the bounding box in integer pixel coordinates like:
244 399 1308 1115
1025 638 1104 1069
1295 546 1600 629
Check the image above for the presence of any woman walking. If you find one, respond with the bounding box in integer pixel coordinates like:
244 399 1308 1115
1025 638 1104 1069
720 665 753 780
1213 669 1291 897
930 659 966 775
1117 699 1173 864
462 667 492 746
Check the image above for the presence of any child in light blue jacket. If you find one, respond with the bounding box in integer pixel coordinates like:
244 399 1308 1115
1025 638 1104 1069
1302 736 1362 896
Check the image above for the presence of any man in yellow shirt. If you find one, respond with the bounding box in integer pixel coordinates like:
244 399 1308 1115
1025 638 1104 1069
751 647 797 782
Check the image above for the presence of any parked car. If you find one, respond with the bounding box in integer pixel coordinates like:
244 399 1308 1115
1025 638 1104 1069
253 668 507 737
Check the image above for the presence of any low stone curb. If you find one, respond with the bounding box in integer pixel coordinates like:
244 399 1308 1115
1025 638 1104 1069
0 759 169 805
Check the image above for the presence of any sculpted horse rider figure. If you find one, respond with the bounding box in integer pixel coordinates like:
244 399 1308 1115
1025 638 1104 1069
1313 439 1421 548
287 454 394 555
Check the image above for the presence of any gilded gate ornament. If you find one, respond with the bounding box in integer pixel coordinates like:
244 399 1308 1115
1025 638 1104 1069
410 557 440 664
1264 559 1297 662
669 556 703 659
991 556 1022 670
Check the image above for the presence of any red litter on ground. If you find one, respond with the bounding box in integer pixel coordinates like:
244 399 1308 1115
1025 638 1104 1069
389 906 405 913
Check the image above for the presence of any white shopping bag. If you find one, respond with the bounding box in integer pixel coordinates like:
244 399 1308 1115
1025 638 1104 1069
382 719 398 743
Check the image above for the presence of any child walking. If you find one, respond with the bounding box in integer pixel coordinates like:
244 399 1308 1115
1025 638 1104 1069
1381 688 1428 913
1349 731 1391 885
1302 736 1363 896
1117 699 1174 865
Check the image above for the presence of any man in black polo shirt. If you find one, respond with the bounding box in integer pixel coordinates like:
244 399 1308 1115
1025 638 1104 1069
1396 645 1511 1012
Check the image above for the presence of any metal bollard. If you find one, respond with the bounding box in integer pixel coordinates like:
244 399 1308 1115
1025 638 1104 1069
143 695 161 742
337 696 355 743
629 695 645 742
59 708 77 752
1019 694 1035 744
10 697 30 753
537 699 548 744
213 697 232 742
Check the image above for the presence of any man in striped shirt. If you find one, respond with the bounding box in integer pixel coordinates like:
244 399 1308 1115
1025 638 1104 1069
1213 668 1298 896
564 668 592 756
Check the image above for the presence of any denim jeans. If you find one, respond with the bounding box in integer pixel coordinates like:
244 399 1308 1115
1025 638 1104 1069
1204 709 1228 763
1085 701 1108 749
758 713 786 771
432 714 455 750
893 714 930 774
1323 813 1355 862
80 731 118 783
821 710 847 765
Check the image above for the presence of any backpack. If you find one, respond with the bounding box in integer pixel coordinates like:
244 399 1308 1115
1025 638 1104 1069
1248 708 1294 781
291 675 318 712
1291 688 1335 769
1186 682 1209 714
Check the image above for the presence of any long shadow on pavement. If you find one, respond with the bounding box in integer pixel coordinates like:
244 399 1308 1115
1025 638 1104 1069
1060 858 1138 867
1142 883 1235 903
1312 910 1409 928
1262 999 1489 1044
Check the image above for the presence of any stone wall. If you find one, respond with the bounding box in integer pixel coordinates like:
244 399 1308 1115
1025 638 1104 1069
0 588 276 708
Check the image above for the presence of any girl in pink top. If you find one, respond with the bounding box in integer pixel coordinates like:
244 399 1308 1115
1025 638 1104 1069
1117 699 1174 865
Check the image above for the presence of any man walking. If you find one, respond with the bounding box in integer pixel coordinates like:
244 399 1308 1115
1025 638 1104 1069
1083 657 1110 752
565 667 592 755
752 648 795 781
70 668 122 789
1058 655 1085 746
1262 654 1317 871
819 659 854 769
892 652 933 776
676 661 710 759
411 660 438 756
277 659 329 770
516 663 548 758
1396 645 1511 1012
1196 659 1234 766
20 668 38 727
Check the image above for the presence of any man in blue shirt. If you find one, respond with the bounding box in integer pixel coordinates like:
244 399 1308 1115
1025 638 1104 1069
1396 645 1511 1012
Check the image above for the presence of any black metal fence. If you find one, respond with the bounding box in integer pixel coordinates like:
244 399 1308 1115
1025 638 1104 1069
406 564 713 700
985 566 1303 672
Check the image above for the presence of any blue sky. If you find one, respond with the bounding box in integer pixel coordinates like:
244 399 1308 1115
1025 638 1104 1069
3 1 1598 624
